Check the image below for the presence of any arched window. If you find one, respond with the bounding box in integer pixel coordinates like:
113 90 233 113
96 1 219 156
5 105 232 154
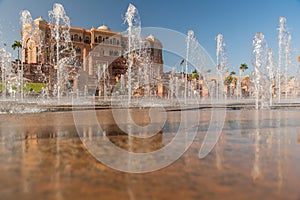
79 36 82 42
113 38 116 45
98 36 102 43
71 35 74 41
75 47 81 54
74 34 79 41
36 47 39 63
85 36 90 44
94 37 98 43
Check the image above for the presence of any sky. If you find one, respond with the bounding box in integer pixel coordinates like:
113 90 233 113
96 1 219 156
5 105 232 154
0 0 300 74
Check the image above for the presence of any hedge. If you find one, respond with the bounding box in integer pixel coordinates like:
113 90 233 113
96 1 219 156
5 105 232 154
0 83 48 93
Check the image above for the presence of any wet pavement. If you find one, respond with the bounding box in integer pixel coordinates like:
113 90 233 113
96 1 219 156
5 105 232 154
0 109 300 199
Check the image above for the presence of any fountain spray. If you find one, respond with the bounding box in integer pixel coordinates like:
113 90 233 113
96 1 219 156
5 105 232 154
48 3 71 100
20 10 34 101
278 17 292 101
185 30 194 104
216 34 227 100
252 32 267 109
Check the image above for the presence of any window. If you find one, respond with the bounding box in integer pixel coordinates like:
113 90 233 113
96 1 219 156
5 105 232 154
113 38 116 45
75 47 81 54
46 47 50 62
94 37 98 43
114 51 119 57
109 50 113 56
98 36 102 43
117 40 119 46
36 47 39 63
74 34 79 41
85 36 91 44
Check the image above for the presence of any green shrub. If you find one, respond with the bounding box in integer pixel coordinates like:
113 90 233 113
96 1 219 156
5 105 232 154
24 83 48 93
0 83 48 93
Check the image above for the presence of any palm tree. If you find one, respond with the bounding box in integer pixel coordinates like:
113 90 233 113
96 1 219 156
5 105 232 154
239 63 248 97
239 63 248 75
190 69 199 80
225 71 237 97
12 40 22 63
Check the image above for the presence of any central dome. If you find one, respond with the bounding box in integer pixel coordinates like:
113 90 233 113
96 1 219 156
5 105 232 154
34 16 47 24
97 25 110 30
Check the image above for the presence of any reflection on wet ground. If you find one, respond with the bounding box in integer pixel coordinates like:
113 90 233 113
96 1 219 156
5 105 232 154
0 109 300 199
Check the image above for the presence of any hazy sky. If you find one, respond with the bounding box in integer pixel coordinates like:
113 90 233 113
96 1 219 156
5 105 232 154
0 0 300 74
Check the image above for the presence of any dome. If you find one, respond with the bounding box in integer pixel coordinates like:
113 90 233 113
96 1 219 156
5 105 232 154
146 34 161 43
97 25 110 30
146 34 162 44
34 16 47 23
146 34 155 41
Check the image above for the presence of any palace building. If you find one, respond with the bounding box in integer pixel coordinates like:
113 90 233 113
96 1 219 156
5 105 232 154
20 16 163 94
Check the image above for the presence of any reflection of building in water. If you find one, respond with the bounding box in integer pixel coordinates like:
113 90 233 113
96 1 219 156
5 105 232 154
81 125 163 153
